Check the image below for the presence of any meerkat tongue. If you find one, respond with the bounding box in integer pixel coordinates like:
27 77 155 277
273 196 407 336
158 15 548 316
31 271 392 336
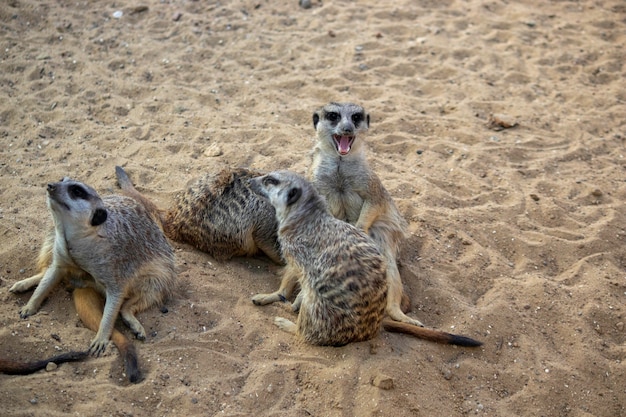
337 136 352 155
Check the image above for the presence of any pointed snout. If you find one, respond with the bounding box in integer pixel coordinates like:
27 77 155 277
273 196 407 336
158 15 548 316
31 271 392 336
338 119 355 135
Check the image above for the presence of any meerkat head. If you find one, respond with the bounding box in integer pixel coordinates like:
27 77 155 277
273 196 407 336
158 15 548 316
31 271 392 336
250 171 323 224
47 178 108 228
312 102 370 156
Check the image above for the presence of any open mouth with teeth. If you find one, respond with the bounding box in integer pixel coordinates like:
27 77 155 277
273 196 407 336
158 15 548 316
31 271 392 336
333 134 355 155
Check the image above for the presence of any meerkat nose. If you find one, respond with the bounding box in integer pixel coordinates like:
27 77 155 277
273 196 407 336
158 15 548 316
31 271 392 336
47 183 57 192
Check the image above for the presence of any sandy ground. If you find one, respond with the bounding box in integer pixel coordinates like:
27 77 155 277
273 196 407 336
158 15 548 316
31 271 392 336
1 0 625 416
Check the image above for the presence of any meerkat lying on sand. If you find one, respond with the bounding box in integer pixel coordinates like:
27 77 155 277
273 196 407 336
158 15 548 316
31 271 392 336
160 168 282 264
251 171 481 347
10 171 176 382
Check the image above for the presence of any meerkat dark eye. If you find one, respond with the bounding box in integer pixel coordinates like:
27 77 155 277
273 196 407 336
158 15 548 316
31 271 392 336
69 185 88 200
352 112 364 125
286 187 302 206
325 111 340 123
263 176 280 187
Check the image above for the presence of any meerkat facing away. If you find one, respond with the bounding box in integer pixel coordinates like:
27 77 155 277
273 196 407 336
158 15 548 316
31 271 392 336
306 102 426 327
251 171 482 347
10 174 176 382
158 168 282 264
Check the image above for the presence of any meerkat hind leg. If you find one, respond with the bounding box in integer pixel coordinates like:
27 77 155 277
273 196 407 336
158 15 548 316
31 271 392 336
9 272 45 293
274 317 298 334
386 263 424 327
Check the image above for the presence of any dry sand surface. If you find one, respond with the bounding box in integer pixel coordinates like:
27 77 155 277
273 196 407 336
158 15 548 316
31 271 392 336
1 0 625 416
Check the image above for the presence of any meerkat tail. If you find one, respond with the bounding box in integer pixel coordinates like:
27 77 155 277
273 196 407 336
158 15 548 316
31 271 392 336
115 165 165 228
0 351 89 375
73 288 141 383
382 319 483 347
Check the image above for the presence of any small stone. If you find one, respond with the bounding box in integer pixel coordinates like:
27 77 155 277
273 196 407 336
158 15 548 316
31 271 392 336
530 194 540 201
46 362 58 372
616 322 624 331
487 114 518 131
172 12 182 21
591 189 603 197
299 0 312 9
204 144 223 157
371 374 394 390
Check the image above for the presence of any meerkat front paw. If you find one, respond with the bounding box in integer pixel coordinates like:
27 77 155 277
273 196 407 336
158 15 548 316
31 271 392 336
251 292 285 306
89 336 110 357
19 305 39 319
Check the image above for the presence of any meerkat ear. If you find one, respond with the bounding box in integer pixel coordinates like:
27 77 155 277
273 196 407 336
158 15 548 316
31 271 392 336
313 113 320 129
286 187 302 206
91 208 108 226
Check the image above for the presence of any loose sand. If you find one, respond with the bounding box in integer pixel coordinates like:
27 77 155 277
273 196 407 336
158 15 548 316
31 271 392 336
1 0 625 416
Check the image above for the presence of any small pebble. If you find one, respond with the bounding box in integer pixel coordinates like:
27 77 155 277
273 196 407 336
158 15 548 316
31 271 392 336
530 194 540 201
204 144 223 157
591 189 603 197
46 362 58 372
487 113 518 131
112 10 123 19
299 0 312 9
372 374 394 389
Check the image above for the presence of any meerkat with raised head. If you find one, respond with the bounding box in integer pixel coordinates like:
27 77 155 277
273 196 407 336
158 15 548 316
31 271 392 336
159 168 282 265
9 174 176 382
306 101 425 327
251 171 482 347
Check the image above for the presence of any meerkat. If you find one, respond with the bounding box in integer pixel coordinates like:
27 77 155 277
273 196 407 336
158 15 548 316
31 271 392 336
159 168 282 264
251 170 482 347
306 102 426 328
9 173 176 382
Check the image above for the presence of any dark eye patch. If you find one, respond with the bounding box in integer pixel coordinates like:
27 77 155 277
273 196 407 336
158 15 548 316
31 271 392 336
352 112 364 125
325 111 340 123
69 184 88 200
